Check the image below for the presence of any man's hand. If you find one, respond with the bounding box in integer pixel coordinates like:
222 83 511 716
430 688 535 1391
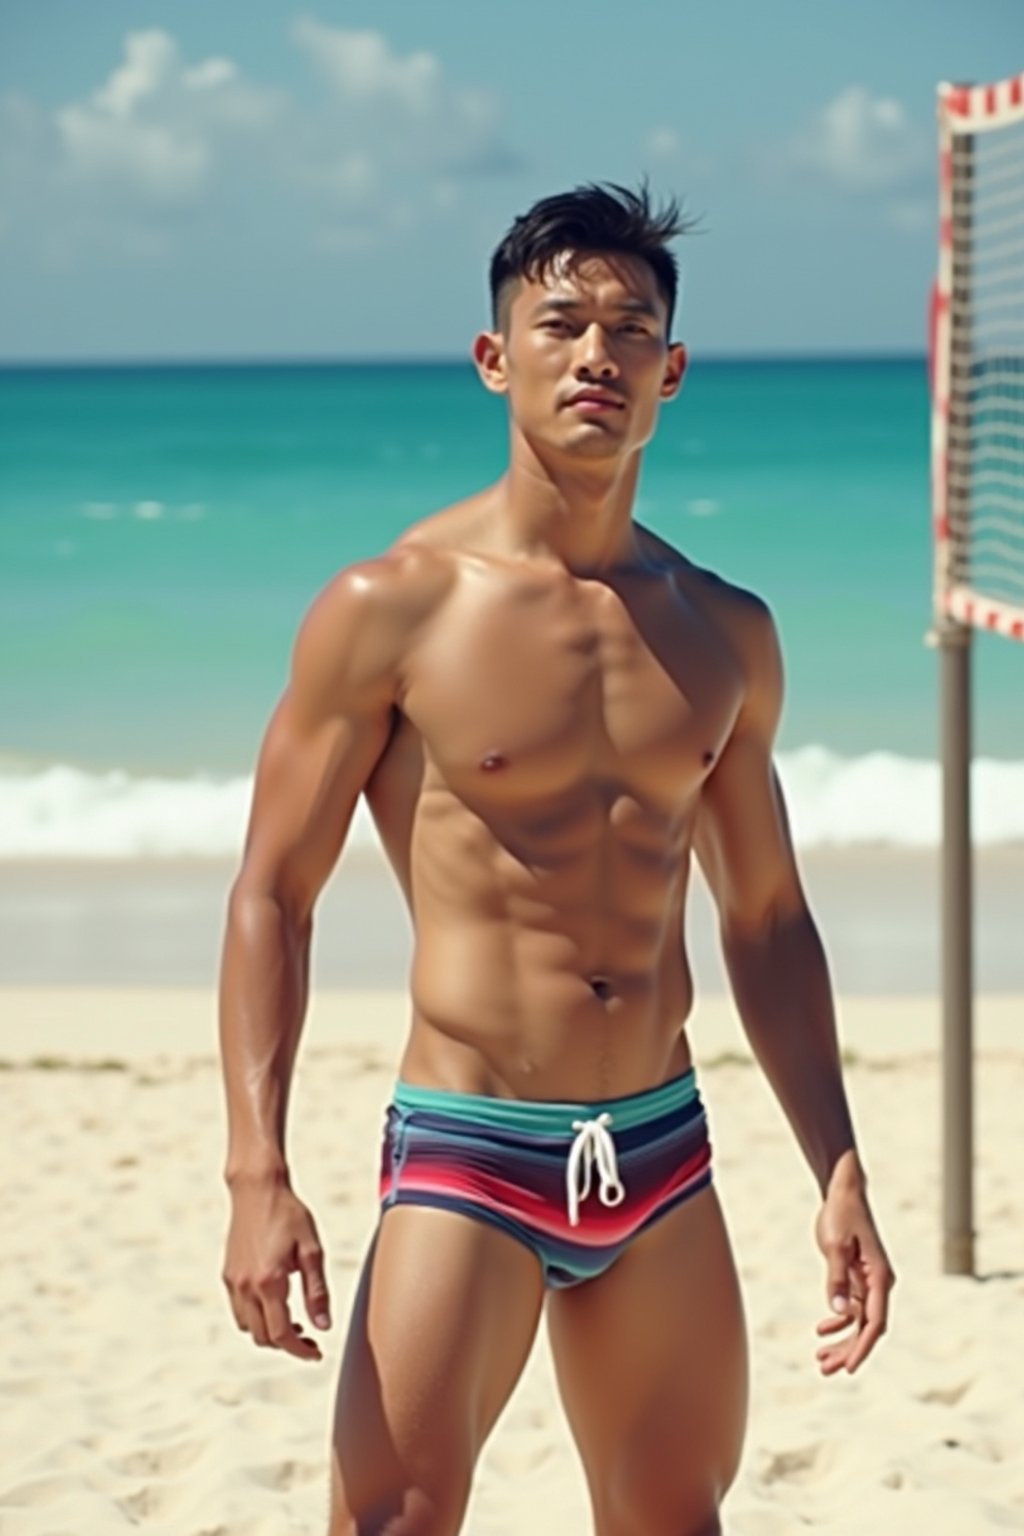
222 1178 332 1363
814 1158 895 1376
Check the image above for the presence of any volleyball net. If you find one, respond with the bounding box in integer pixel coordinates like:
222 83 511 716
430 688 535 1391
932 71 1024 642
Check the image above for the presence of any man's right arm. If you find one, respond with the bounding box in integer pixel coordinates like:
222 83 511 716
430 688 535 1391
217 545 447 1361
219 556 410 1187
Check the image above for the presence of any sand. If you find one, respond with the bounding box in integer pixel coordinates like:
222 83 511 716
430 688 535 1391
2 987 1023 1535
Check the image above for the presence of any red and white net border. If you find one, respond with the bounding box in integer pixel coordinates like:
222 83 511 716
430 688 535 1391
932 70 1024 642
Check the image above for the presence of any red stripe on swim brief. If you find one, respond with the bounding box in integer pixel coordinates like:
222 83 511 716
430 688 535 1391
386 1141 712 1244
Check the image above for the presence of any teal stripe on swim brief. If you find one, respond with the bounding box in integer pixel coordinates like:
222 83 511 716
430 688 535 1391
391 1067 700 1135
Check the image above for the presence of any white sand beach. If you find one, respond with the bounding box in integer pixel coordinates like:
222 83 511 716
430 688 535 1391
2 982 1023 1535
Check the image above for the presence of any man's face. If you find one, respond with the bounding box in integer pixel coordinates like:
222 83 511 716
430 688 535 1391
475 251 687 461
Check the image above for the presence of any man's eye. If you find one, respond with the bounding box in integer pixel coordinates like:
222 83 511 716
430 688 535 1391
620 324 648 335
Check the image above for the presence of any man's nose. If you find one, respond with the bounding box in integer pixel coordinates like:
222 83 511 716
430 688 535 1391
574 323 618 377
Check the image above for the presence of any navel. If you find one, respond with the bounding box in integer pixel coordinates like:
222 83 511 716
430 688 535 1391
589 975 614 1000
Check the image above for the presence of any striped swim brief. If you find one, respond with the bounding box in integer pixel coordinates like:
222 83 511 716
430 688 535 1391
378 1067 712 1289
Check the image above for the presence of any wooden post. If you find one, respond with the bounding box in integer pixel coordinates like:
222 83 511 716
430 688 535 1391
940 119 975 1276
939 619 973 1274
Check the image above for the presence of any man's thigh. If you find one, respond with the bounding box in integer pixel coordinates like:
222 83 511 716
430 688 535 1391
546 1185 748 1536
330 1204 545 1535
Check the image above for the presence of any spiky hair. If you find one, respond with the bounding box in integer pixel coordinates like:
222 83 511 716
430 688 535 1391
489 180 696 332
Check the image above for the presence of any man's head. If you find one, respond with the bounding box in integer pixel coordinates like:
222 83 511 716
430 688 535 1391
488 181 691 337
474 182 694 463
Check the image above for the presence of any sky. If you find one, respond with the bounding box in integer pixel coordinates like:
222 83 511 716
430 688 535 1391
0 0 1020 361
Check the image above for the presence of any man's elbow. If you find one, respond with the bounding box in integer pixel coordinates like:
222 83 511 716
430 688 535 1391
719 883 812 953
225 870 313 951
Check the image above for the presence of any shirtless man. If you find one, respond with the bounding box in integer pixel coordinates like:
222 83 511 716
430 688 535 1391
219 183 895 1536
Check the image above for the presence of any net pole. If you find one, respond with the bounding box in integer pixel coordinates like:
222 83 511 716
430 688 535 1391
939 625 973 1275
939 110 975 1277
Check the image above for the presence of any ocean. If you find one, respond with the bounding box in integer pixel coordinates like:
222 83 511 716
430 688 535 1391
1 358 1021 857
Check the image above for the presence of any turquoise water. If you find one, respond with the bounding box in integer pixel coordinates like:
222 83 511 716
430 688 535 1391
1 358 1020 780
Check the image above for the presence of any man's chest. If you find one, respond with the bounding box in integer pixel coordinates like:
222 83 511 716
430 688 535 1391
399 574 744 811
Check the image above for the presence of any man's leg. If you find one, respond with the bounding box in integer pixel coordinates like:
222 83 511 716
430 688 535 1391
546 1185 748 1536
328 1204 545 1536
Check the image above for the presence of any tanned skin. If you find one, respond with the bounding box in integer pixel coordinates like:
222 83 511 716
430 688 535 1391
219 250 895 1536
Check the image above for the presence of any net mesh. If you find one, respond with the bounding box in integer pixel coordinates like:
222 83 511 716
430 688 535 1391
942 81 1024 635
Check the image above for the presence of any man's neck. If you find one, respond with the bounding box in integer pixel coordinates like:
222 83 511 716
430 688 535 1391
494 437 644 576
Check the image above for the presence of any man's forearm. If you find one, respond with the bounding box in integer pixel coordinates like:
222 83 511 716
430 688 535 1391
218 883 311 1185
722 903 860 1196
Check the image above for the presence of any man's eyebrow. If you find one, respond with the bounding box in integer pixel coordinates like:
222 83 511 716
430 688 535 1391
532 295 660 318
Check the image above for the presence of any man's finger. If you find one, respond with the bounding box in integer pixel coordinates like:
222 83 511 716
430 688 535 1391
822 1238 853 1316
222 1274 249 1332
264 1294 322 1361
844 1267 891 1373
247 1269 291 1350
817 1340 853 1376
241 1293 271 1347
298 1243 332 1331
845 1308 887 1373
844 1318 883 1374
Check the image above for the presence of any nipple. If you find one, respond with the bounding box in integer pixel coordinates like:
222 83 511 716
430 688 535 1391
480 751 507 772
702 749 716 768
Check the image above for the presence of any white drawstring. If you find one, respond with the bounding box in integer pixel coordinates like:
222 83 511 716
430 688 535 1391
566 1113 626 1227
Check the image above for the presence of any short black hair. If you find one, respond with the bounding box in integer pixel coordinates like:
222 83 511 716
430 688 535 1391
489 180 696 334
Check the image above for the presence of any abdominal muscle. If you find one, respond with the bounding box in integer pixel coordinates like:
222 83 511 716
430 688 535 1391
391 792 697 1103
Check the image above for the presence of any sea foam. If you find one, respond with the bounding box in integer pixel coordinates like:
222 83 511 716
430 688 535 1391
0 749 1022 859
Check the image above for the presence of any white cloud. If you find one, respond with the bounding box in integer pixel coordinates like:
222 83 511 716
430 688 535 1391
0 35 286 271
288 16 524 181
52 29 282 207
184 58 238 93
292 17 440 114
0 19 522 267
92 29 177 119
56 102 211 206
782 85 929 192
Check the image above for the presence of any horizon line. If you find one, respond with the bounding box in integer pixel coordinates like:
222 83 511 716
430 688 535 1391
0 348 928 372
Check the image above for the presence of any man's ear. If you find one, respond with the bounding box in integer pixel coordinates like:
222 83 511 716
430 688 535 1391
660 341 688 401
472 330 509 396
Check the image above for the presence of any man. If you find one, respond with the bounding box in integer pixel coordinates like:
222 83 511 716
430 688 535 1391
219 182 895 1536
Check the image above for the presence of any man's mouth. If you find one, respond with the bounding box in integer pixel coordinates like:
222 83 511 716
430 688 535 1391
564 388 625 413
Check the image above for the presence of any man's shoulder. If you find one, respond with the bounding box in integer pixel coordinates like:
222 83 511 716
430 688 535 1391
291 535 460 709
304 489 502 652
314 536 458 629
691 566 776 643
638 523 776 637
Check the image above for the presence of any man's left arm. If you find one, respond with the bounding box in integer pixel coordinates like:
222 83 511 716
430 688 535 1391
693 597 895 1374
